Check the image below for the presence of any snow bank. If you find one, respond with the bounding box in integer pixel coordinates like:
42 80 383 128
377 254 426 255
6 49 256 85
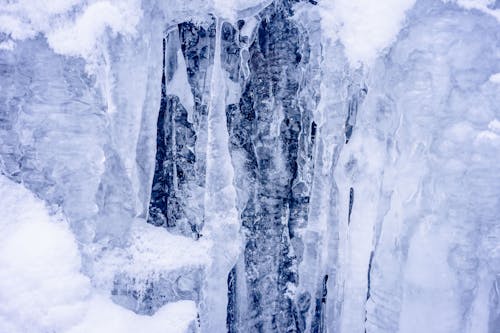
2 0 419 67
0 176 197 333
68 296 196 333
0 175 91 333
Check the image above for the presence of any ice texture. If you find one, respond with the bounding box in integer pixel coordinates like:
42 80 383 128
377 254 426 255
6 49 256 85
0 0 499 332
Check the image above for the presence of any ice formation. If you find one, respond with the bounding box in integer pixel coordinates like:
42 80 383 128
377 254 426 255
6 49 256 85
0 0 499 332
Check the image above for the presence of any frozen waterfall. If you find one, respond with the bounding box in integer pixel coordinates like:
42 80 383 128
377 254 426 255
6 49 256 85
0 0 499 332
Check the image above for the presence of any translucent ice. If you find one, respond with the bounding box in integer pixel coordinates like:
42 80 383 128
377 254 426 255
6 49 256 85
0 0 498 332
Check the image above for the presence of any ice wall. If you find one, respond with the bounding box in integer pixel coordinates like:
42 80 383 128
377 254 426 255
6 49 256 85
0 0 499 332
324 1 500 333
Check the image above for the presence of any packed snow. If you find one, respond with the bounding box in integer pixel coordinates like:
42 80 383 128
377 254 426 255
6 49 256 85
0 175 197 333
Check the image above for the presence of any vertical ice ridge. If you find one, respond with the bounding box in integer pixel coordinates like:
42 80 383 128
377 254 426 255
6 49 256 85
310 37 353 333
489 278 500 332
201 16 241 333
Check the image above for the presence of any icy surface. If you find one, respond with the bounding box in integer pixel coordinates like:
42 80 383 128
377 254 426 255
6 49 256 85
0 0 499 332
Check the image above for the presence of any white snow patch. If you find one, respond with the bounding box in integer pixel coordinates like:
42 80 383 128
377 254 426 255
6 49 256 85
0 175 91 333
488 118 500 132
475 130 500 145
0 175 198 332
47 1 141 59
0 0 82 40
127 222 211 272
90 220 211 291
489 72 500 83
0 0 142 60
68 296 196 333
319 0 416 66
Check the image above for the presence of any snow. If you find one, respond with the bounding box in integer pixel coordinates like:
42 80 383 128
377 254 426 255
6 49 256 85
319 0 416 66
68 296 196 333
2 0 417 67
490 72 500 83
47 1 142 59
0 0 142 60
0 175 90 333
0 0 81 40
91 221 211 290
0 175 198 332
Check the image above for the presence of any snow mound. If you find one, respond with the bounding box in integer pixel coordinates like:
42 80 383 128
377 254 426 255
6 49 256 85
319 0 416 66
0 175 91 333
0 175 197 333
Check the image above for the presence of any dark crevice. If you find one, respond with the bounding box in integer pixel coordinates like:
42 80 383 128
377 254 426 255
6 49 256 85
311 274 328 333
227 266 238 333
366 250 374 301
348 187 354 225
364 250 375 332
311 121 317 145
345 87 367 144
224 1 317 330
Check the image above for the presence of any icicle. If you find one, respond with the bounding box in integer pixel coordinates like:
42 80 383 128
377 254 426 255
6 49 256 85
200 16 241 333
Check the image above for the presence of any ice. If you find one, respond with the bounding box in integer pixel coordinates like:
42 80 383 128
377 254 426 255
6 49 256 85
200 17 241 333
0 0 499 332
335 2 500 332
166 46 195 123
